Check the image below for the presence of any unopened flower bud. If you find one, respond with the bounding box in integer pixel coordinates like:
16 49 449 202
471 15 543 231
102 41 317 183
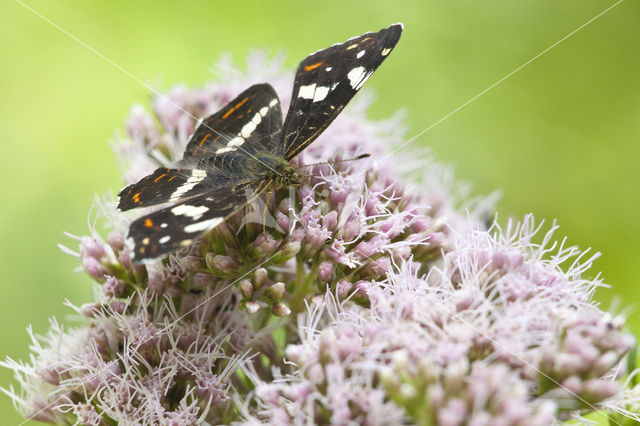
322 211 339 231
254 267 268 289
252 233 278 256
83 257 107 281
273 241 300 264
245 301 261 314
272 302 291 317
276 211 290 233
265 282 285 302
336 280 353 298
180 255 205 272
239 279 254 299
206 254 238 273
80 237 107 260
318 261 334 282
106 231 125 251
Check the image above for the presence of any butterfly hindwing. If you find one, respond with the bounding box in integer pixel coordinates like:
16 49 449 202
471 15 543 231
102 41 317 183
281 23 402 160
182 83 284 160
128 179 271 259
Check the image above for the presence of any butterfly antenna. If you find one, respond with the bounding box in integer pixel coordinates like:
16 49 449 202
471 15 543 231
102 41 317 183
297 153 371 170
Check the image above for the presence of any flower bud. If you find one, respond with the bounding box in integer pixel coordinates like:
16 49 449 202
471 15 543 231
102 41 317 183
322 211 339 232
336 280 353 298
80 237 107 260
82 257 107 281
272 302 291 317
276 211 290 233
318 261 334 282
239 279 254 299
245 301 261 314
206 254 238 273
272 241 301 264
254 267 268 289
265 282 285 302
106 231 125 251
252 233 278 256
180 255 206 272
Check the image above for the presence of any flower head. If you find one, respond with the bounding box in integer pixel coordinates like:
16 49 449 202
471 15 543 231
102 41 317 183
2 52 636 425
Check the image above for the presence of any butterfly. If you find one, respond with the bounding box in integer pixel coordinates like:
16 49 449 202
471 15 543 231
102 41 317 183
118 23 403 260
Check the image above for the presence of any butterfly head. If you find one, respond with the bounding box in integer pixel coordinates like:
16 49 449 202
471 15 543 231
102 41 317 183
272 163 303 189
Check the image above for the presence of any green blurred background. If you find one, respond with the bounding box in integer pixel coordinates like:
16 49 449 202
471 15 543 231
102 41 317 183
1 1 638 423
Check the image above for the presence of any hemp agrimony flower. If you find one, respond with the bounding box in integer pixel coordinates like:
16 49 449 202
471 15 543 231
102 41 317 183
2 50 638 425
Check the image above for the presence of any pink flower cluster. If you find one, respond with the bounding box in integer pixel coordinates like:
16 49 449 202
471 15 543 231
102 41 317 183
2 53 637 425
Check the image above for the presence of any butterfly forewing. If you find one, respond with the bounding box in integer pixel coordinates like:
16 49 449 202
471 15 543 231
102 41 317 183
282 23 402 160
183 83 283 160
119 84 283 212
128 179 272 259
119 24 402 261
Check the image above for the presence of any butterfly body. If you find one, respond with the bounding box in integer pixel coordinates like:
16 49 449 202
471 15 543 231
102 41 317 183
119 24 403 260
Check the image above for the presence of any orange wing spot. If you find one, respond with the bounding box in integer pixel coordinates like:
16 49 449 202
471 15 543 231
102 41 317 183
133 192 141 203
222 97 249 119
153 173 167 183
199 134 210 146
168 176 176 182
304 62 323 72
144 218 154 228
192 133 211 155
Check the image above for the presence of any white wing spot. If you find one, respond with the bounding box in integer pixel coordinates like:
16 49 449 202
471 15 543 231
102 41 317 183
346 44 358 50
381 47 391 56
142 237 150 245
313 86 330 102
169 169 207 202
241 120 257 138
259 106 269 116
325 66 332 72
171 204 209 220
159 236 171 244
357 50 365 59
160 223 168 228
269 98 278 107
179 239 193 247
228 136 244 147
251 111 263 125
216 146 236 154
184 217 224 234
298 84 316 100
347 66 367 89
